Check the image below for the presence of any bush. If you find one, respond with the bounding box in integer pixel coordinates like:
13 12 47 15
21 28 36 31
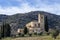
39 32 43 35
11 34 16 38
29 33 32 36
17 33 24 37
46 32 50 35
21 34 24 37
51 29 59 39
18 33 21 36
34 32 37 35
45 32 50 35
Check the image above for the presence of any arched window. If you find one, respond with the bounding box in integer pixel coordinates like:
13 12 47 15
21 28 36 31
38 23 40 27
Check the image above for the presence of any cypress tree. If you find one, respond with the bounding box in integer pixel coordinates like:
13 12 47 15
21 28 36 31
2 23 11 37
24 27 28 34
45 16 49 32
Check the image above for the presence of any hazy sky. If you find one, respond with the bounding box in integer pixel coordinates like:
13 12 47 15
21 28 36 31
0 0 60 15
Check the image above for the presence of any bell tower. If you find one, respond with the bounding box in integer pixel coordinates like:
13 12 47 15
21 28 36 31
38 14 45 31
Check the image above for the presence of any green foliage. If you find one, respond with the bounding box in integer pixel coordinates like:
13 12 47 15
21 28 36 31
37 32 43 36
51 29 59 39
45 16 49 32
2 35 60 40
34 32 37 35
24 27 28 34
2 23 11 37
0 26 2 38
18 33 24 37
0 11 60 36
46 32 50 35
21 34 24 37
29 33 32 36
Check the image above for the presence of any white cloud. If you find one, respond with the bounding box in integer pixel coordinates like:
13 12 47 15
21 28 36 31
0 0 60 15
0 3 37 15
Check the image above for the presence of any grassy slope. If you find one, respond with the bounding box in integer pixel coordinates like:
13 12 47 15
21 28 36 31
2 35 60 40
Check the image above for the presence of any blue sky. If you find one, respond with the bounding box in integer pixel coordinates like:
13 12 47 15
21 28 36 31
0 0 60 15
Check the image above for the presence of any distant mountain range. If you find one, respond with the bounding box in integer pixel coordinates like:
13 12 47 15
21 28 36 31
0 11 60 29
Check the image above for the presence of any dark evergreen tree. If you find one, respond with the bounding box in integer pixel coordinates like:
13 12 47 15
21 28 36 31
2 23 11 37
0 26 2 39
24 27 28 34
45 16 49 32
1 24 4 37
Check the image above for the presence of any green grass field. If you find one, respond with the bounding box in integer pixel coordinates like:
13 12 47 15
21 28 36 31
2 35 60 40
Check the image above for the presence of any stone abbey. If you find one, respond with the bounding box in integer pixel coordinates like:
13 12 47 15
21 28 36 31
0 13 49 37
26 14 46 34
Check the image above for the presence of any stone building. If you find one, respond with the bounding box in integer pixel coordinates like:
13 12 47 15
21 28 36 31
17 28 24 34
26 14 45 34
10 23 24 36
10 23 19 35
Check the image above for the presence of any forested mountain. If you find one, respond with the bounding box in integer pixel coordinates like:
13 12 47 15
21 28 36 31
0 11 60 29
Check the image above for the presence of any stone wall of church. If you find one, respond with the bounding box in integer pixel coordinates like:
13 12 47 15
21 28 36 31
38 14 45 32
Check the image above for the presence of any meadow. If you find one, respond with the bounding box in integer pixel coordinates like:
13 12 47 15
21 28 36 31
2 35 60 40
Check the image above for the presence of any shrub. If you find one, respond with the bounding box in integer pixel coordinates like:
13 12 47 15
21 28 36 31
18 33 21 37
34 32 37 35
21 34 24 37
51 29 59 39
29 33 32 36
45 32 50 35
24 27 28 34
39 32 43 35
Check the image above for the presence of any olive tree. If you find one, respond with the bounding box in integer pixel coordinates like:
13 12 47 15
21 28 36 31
51 29 59 39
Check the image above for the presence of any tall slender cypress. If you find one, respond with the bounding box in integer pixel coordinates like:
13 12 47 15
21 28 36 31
45 16 49 32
